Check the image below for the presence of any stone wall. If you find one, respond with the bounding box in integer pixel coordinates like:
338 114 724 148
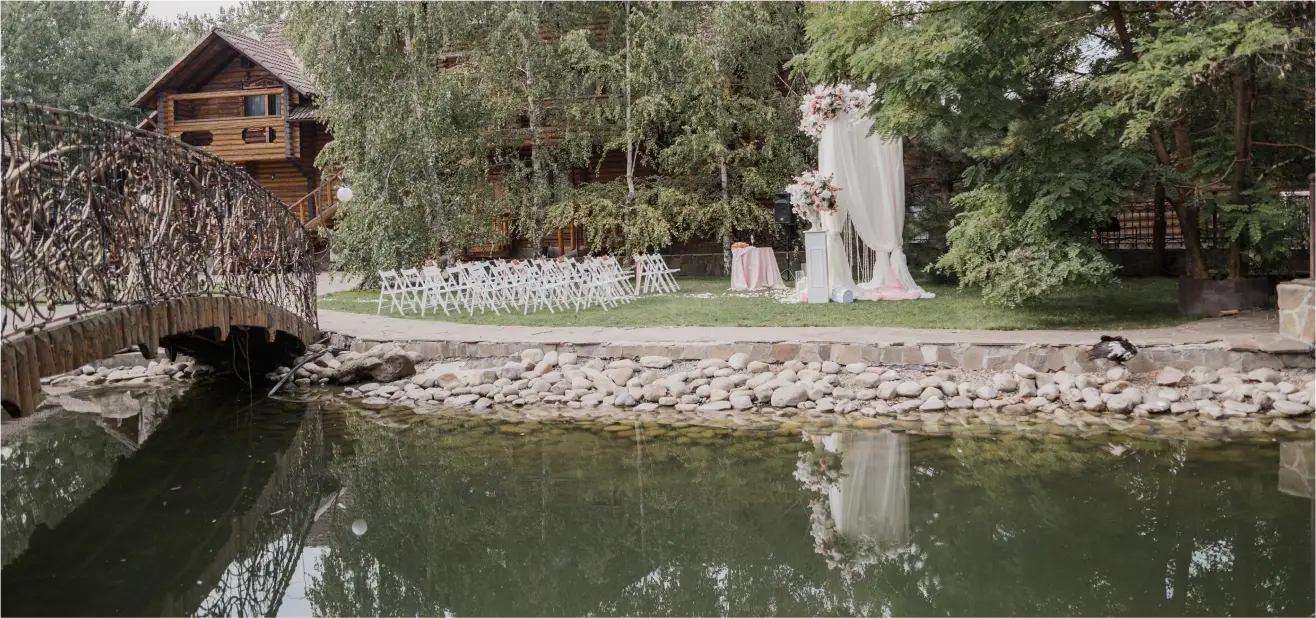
1278 279 1315 343
335 335 1314 374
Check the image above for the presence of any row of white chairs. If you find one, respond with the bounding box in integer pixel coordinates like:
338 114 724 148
376 254 679 316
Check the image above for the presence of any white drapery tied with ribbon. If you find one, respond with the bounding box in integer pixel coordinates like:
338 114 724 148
817 112 934 301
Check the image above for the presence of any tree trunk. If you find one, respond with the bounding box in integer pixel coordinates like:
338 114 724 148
1153 182 1167 275
524 7 546 256
1171 119 1208 278
622 0 635 242
720 155 731 272
1227 64 1254 279
1171 198 1208 279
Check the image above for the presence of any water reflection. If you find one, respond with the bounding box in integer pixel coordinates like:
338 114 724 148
797 431 910 577
1 386 331 617
2 398 1313 617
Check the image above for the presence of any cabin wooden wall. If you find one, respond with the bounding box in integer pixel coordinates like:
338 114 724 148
171 56 281 121
246 160 312 206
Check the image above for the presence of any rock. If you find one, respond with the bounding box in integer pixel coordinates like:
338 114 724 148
359 397 390 410
499 362 524 380
1038 384 1060 401
521 348 544 364
895 381 922 397
729 395 754 410
771 385 809 407
919 387 942 400
1142 398 1170 413
1170 401 1196 414
1156 367 1186 386
613 391 638 407
1189 367 1218 384
367 351 416 382
1197 400 1223 419
1014 363 1037 379
698 400 733 412
947 396 973 410
820 361 841 374
844 363 868 374
1223 400 1260 415
880 370 900 382
1106 366 1128 382
993 374 1018 393
877 382 899 400
1272 400 1312 416
1107 395 1133 413
605 368 634 385
639 355 673 369
334 356 381 383
919 398 946 411
558 353 578 366
832 387 856 401
1247 368 1282 384
855 373 882 389
474 397 493 410
1102 380 1130 394
56 396 103 414
975 386 998 400
1277 381 1298 394
855 388 878 401
727 353 750 370
745 361 770 374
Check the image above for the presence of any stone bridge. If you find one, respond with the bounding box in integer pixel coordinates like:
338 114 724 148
1 102 319 416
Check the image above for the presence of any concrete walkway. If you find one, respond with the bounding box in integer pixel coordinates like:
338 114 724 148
316 306 1309 352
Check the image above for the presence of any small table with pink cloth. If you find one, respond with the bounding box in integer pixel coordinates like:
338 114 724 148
730 246 785 290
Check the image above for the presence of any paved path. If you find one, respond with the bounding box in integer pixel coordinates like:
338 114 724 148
317 306 1308 352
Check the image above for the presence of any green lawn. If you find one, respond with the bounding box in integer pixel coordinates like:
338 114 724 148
319 277 1192 330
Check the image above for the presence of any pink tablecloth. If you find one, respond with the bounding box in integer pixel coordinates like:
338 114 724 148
730 247 784 290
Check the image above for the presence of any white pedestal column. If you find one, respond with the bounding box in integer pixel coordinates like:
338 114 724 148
804 230 829 304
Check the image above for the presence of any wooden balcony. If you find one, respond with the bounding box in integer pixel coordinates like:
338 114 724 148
160 88 296 163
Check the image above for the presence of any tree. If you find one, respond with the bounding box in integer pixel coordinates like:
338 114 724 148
656 2 811 270
173 0 289 40
795 1 1313 306
0 1 187 124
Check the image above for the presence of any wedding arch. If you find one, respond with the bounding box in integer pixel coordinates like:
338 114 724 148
800 86 933 301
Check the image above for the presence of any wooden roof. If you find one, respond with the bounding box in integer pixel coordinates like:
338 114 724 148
131 24 315 109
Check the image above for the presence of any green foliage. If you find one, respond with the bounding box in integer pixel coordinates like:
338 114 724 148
796 1 1312 304
0 1 188 123
935 189 1118 307
288 2 811 272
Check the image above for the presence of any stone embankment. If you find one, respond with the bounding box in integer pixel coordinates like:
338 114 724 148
277 342 1315 439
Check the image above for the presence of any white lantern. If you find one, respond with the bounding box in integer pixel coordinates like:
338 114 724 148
336 185 355 202
351 519 367 536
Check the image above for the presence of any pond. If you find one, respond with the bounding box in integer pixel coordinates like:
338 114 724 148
2 385 1313 617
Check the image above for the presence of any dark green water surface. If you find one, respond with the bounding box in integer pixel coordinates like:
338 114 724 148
1 385 1312 616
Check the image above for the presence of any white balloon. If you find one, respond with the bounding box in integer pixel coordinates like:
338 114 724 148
336 186 355 202
351 519 367 536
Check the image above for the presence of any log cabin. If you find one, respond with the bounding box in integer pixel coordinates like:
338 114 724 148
131 24 338 231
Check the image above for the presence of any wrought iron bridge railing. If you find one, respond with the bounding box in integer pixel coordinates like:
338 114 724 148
1 101 317 338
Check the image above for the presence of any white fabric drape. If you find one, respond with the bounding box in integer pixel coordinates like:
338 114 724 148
817 112 933 300
823 431 910 549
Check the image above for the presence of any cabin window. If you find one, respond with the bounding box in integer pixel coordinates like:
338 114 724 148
244 94 281 117
178 131 213 147
243 127 277 144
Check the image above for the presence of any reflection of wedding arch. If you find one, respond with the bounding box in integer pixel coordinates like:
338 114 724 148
796 431 912 578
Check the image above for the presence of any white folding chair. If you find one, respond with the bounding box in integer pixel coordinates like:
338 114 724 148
376 270 403 314
398 268 428 314
421 266 458 316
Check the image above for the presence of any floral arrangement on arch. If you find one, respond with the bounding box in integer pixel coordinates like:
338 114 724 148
785 170 841 228
798 84 876 139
